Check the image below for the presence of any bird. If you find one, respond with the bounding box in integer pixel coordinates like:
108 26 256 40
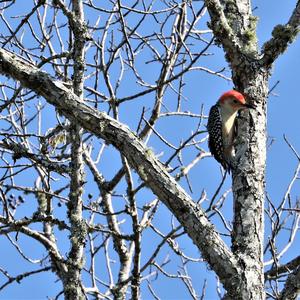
207 90 255 173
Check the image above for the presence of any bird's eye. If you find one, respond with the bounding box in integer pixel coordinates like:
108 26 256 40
233 99 238 104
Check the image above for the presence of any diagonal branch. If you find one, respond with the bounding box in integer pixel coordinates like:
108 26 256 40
261 0 300 67
265 255 300 280
0 47 242 295
279 265 300 300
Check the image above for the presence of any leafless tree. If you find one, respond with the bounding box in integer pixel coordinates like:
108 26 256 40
0 0 300 299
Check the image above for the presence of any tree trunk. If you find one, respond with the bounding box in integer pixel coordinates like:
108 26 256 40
231 70 268 299
204 0 268 298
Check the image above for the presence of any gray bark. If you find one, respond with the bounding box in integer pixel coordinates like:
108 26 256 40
204 0 300 299
1 0 300 298
279 266 300 300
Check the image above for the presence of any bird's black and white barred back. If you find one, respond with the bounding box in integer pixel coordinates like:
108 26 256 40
207 104 231 172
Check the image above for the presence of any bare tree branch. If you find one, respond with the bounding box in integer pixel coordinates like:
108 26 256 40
261 1 300 67
0 47 242 295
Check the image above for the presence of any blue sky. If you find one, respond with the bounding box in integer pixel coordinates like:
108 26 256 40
0 1 300 299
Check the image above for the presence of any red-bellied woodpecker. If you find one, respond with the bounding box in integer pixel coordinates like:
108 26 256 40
207 90 255 172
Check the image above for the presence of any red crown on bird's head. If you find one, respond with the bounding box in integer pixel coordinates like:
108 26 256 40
219 90 246 105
